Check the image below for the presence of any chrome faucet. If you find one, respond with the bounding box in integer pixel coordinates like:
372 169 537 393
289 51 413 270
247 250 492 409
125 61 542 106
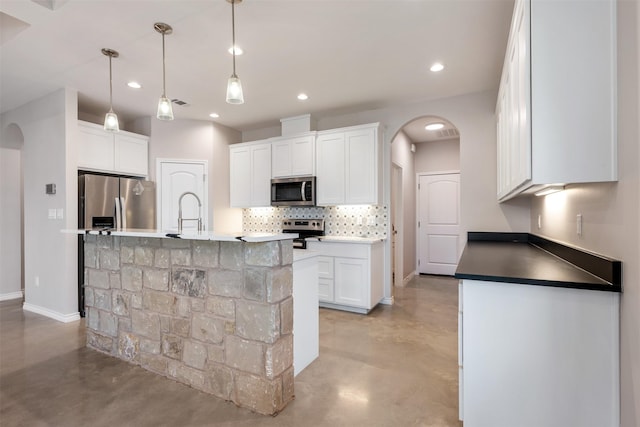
177 191 203 233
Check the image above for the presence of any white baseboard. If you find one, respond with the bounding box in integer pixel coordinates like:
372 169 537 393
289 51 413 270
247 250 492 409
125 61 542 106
23 302 80 323
403 271 416 286
0 291 24 301
381 296 394 305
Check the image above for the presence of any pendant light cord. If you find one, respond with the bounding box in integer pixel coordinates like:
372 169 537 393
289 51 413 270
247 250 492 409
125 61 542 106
108 55 114 112
162 32 167 97
231 0 237 77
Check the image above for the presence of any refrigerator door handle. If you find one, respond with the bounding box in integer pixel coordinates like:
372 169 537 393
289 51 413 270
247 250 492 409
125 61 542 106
120 196 127 229
114 197 122 229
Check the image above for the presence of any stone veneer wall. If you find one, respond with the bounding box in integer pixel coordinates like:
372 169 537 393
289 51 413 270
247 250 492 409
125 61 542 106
83 234 294 415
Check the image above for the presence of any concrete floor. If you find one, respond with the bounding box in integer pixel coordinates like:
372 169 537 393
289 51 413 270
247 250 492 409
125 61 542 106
0 275 461 427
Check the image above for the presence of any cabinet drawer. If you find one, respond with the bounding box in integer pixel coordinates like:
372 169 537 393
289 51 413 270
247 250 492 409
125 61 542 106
318 278 334 303
316 256 334 279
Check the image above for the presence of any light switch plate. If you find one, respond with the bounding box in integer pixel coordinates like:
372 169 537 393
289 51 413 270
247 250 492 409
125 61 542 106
48 209 56 219
57 208 64 219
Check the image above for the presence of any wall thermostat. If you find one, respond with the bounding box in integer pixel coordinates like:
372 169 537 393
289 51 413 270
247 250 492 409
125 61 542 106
46 183 56 195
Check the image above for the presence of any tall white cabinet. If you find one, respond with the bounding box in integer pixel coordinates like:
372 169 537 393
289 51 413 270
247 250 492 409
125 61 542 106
229 141 272 208
496 0 617 200
316 123 382 206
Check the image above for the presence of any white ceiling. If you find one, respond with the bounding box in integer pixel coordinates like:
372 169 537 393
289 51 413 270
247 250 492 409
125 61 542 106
0 0 514 133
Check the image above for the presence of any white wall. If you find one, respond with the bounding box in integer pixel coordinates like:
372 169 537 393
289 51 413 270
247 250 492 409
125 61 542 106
531 2 639 425
0 146 23 299
0 88 79 321
390 130 416 280
146 118 242 232
414 138 460 173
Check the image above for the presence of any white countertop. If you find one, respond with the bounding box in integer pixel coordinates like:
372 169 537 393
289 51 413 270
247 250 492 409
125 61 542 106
305 236 385 244
63 229 298 243
293 249 320 262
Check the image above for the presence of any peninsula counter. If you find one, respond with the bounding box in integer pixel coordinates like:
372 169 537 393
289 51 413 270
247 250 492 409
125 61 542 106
74 230 297 415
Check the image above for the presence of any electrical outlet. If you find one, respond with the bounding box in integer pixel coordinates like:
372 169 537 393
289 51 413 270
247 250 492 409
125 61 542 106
577 214 583 236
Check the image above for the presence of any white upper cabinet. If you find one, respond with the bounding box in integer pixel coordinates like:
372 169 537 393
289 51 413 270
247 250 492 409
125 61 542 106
229 140 272 208
316 123 382 206
77 120 149 176
497 0 617 201
271 133 315 178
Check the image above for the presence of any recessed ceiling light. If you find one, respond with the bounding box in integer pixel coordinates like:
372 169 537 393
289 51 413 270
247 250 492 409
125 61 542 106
228 45 243 55
209 113 220 118
127 81 142 89
430 63 444 72
425 123 444 131
297 93 309 101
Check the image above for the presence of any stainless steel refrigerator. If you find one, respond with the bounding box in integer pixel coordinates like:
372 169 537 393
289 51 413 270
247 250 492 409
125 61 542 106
78 174 156 230
77 173 156 315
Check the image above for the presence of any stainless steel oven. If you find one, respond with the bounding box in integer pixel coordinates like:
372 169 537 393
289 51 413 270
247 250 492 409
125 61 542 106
271 176 316 207
281 218 324 249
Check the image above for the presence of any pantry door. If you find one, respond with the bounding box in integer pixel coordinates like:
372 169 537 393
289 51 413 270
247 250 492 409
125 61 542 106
157 159 208 232
417 172 460 276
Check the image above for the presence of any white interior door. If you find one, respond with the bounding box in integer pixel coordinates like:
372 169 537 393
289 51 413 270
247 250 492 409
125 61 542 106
158 160 208 232
417 173 460 275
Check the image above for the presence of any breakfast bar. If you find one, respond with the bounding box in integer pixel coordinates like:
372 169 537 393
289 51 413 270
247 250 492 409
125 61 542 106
77 229 296 415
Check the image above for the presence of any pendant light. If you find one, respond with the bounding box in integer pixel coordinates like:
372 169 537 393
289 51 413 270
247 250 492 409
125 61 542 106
154 22 174 120
226 0 244 104
102 48 120 132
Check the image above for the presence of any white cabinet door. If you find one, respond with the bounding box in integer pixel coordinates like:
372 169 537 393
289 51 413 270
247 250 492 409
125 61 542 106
271 134 315 178
229 141 271 208
78 122 114 172
289 135 315 176
114 133 148 176
334 257 368 307
230 145 252 208
271 140 292 178
346 127 378 204
251 143 272 207
316 132 346 205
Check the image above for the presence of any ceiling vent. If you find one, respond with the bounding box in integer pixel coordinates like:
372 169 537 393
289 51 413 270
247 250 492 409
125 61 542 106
171 99 189 106
437 128 459 138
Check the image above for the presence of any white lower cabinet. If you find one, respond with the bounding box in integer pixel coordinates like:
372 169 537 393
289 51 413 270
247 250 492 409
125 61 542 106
460 279 620 427
307 240 383 314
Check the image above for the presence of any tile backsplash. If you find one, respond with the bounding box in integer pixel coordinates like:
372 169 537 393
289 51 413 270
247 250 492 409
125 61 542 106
243 205 388 238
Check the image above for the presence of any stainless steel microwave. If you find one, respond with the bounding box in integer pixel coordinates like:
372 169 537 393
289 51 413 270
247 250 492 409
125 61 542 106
271 176 316 206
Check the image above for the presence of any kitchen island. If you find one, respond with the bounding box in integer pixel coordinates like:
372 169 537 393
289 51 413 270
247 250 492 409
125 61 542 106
455 232 622 427
76 229 297 415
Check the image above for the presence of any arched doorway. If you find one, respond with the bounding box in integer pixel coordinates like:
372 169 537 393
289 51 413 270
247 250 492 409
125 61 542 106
0 123 25 301
389 115 461 289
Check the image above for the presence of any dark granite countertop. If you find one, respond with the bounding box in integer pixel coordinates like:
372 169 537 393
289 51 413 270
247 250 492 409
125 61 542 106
454 232 622 292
